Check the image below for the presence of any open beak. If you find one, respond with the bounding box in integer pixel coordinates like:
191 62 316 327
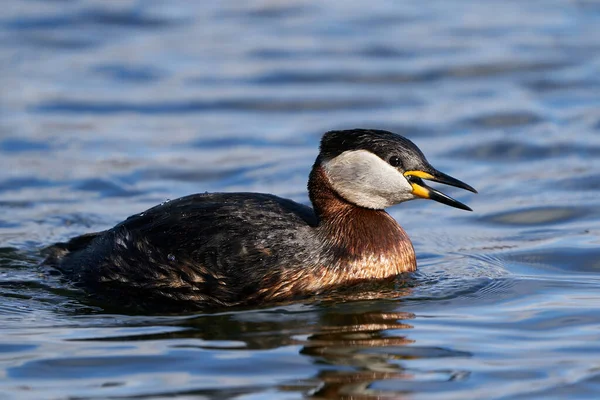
403 169 477 211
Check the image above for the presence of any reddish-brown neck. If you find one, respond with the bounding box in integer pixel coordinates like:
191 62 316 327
308 163 416 276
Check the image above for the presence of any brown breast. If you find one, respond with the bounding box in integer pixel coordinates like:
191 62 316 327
306 164 416 286
248 164 416 304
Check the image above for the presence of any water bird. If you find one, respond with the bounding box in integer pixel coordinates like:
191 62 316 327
43 129 476 311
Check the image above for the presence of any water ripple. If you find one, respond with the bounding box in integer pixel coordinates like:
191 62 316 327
92 64 164 84
450 140 600 161
480 206 589 227
461 111 543 128
5 8 180 31
32 97 392 114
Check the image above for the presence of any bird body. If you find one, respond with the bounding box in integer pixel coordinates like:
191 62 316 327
43 129 475 311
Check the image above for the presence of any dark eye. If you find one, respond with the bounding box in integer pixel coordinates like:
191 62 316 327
389 155 401 167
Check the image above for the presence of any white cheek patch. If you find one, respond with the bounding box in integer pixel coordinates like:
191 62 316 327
322 150 416 209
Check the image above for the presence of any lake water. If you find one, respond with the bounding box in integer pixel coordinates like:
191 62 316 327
2 0 600 398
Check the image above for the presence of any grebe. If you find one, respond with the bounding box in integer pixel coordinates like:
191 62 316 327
43 129 476 311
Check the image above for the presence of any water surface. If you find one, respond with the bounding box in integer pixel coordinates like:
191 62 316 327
2 0 600 398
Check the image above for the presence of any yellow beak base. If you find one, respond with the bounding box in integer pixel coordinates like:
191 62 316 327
411 182 430 199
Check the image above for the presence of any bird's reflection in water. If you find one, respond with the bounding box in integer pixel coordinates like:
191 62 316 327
76 284 469 399
299 308 415 399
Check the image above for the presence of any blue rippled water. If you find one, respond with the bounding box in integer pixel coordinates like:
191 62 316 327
2 1 600 398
